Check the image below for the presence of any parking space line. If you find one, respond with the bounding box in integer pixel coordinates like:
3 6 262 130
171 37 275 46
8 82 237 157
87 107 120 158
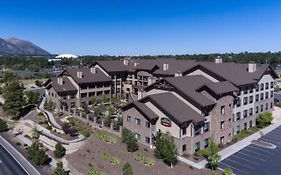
263 134 281 141
247 145 274 154
231 154 261 166
236 151 266 162
219 162 248 175
242 148 269 158
226 158 255 170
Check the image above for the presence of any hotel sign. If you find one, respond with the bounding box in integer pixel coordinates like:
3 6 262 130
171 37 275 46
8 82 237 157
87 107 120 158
161 118 172 127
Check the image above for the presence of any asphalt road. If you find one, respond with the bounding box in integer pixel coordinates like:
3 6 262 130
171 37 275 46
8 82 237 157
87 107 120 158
0 143 28 175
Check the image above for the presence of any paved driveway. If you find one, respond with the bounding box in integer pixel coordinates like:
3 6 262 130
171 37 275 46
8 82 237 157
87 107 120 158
219 126 281 175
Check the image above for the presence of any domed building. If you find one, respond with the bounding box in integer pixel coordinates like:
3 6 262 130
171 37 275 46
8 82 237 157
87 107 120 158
55 54 78 59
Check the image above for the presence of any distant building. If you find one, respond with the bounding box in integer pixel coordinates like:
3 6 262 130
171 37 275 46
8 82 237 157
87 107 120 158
55 54 78 59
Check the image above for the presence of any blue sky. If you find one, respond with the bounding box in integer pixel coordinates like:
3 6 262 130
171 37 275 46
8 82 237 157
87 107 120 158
1 0 281 55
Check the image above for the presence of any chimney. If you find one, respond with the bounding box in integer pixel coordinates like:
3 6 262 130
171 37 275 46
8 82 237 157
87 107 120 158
248 61 256 73
215 56 223 63
134 62 139 67
77 70 83 78
163 63 169 71
175 71 182 77
91 67 97 74
57 77 63 85
123 58 129 65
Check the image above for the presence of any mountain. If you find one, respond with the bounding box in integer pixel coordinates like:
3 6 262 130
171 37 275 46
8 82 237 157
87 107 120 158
0 37 50 56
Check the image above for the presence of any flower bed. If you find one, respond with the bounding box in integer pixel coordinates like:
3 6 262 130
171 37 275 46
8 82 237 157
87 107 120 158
101 152 120 165
96 131 116 144
135 154 155 166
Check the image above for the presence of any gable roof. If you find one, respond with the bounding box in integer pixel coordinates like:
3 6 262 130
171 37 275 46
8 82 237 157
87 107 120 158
47 77 77 93
197 81 239 95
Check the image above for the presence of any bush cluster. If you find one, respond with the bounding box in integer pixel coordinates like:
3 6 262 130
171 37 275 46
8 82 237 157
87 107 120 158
135 154 155 166
101 152 120 165
96 131 116 144
256 112 273 128
121 128 138 152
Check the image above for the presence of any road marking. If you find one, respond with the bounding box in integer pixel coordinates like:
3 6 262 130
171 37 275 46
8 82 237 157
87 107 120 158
242 148 269 158
231 154 261 166
247 145 274 154
263 134 281 141
226 158 255 170
219 161 248 175
236 151 266 162
0 159 2 164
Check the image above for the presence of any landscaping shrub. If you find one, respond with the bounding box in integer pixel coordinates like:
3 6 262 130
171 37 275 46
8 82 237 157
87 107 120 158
101 152 111 161
195 149 210 158
54 142 66 158
88 166 107 175
52 161 68 175
256 112 273 128
224 167 233 175
27 142 49 165
46 125 52 130
0 118 9 132
96 131 116 144
135 154 155 166
110 156 120 165
122 128 138 152
122 162 133 175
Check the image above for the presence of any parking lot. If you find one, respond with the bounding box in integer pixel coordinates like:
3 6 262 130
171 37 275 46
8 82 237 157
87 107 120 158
219 125 281 175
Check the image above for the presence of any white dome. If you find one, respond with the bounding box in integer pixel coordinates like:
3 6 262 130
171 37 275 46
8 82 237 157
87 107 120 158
55 54 78 59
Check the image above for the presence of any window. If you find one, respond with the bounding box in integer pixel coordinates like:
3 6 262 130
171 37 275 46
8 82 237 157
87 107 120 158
204 122 209 132
249 108 253 116
256 94 259 102
127 116 131 122
135 118 141 125
261 105 264 112
271 82 274 88
145 137 150 144
244 87 248 94
249 121 253 127
236 112 241 121
249 86 253 93
260 93 264 100
243 110 248 118
236 125 241 134
220 136 224 144
256 106 259 114
271 102 273 109
244 122 247 130
195 142 200 152
182 144 187 152
134 133 141 140
236 98 241 107
271 91 274 98
220 121 225 129
249 96 253 103
260 83 264 91
194 126 201 136
204 138 209 148
256 84 259 92
221 106 225 114
265 103 268 110
265 83 269 90
145 121 150 128
243 97 248 105
265 92 269 99
182 127 187 135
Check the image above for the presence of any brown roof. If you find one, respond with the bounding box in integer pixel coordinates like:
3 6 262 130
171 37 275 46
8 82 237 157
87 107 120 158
50 77 77 93
141 92 204 126
63 67 111 84
198 81 239 95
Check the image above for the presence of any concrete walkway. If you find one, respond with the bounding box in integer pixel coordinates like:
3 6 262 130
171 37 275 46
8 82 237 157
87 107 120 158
179 106 281 169
39 98 62 130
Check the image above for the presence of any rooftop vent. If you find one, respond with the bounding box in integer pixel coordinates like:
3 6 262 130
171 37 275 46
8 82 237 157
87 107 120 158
175 71 182 77
248 61 256 73
77 70 83 78
163 63 169 71
123 58 130 65
91 67 97 74
215 56 223 63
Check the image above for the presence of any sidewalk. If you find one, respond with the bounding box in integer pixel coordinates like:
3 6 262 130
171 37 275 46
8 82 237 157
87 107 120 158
179 106 281 169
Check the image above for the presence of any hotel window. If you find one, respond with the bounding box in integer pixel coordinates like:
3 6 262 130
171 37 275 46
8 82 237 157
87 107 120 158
249 121 253 127
271 82 274 88
220 136 224 144
270 102 273 109
260 93 264 100
244 87 248 94
244 122 247 130
236 98 241 107
220 121 225 129
204 122 209 132
134 133 141 140
256 94 259 102
249 86 253 93
182 144 187 152
182 127 187 135
236 112 241 121
127 116 131 122
194 142 200 152
145 137 150 144
243 97 248 105
243 110 248 118
249 96 253 103
256 84 259 92
194 126 201 136
135 118 141 125
204 138 209 148
221 106 225 114
260 83 264 91
145 121 150 128
265 92 269 99
256 106 259 114
270 91 274 98
265 103 268 110
265 83 269 90
249 108 253 116
236 125 241 134
261 105 264 112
